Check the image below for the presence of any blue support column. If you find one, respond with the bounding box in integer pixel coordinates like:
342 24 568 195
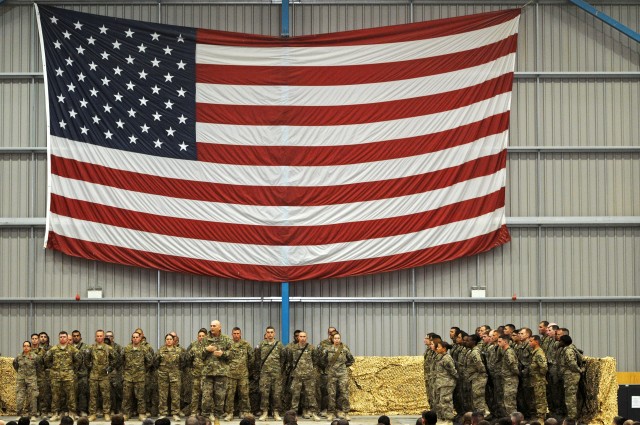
569 0 640 43
281 0 289 37
281 282 290 344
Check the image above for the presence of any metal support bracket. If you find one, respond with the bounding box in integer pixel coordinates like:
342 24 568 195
569 0 640 43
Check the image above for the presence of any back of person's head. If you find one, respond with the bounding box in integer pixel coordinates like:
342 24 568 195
612 417 626 425
39 420 50 425
18 418 30 425
111 414 125 425
416 420 424 425
6 421 17 425
185 418 198 425
239 417 256 425
497 417 512 425
330 421 340 425
622 421 635 425
155 418 171 425
544 419 558 425
471 412 484 425
282 410 297 425
478 421 490 425
337 420 349 425
194 416 208 425
462 412 473 425
378 416 391 425
422 410 438 425
562 419 576 425
530 421 541 425
143 420 155 425
77 418 89 425
60 417 74 425
510 412 524 425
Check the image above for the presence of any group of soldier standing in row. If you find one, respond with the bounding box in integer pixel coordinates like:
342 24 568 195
13 323 354 423
423 321 586 424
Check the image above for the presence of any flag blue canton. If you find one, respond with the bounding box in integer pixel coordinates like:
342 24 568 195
39 5 197 160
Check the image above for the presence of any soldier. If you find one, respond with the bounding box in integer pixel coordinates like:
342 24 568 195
86 329 116 422
122 331 153 421
156 333 185 421
316 327 336 417
105 331 124 415
527 335 548 423
498 334 519 415
516 328 534 418
287 331 321 421
453 330 470 415
546 325 565 417
558 335 583 420
137 327 158 418
170 331 191 416
256 326 284 421
426 334 442 410
72 330 89 417
465 334 488 416
224 327 252 421
201 320 232 422
14 340 41 420
36 332 52 418
45 331 82 420
432 340 457 422
324 332 354 421
187 328 208 417
282 330 301 411
422 334 433 407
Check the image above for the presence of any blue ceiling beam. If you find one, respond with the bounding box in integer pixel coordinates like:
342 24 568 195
569 0 639 43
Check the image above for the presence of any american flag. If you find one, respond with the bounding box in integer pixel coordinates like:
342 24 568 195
38 5 517 282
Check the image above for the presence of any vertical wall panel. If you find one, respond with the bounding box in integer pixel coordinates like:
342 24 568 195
0 5 34 73
0 304 32 356
0 153 31 217
0 80 32 148
292 268 414 298
415 255 477 297
542 227 640 298
510 80 537 147
162 273 282 298
506 153 538 217
0 229 31 297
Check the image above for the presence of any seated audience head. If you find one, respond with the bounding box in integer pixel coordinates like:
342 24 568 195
462 412 473 425
422 410 438 425
18 418 30 425
378 416 391 425
544 419 558 425
77 418 89 425
111 414 125 425
511 412 524 425
60 417 74 425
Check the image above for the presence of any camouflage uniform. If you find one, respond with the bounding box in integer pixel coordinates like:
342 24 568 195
315 338 333 414
109 341 124 414
256 340 284 415
500 345 519 415
13 351 41 417
529 346 548 421
225 338 252 416
86 342 116 416
455 345 471 414
288 343 319 414
186 339 205 416
324 343 354 417
423 347 435 408
201 333 232 419
516 342 534 417
73 341 89 415
156 345 185 416
545 339 564 417
141 340 158 416
560 344 582 419
433 352 457 421
466 345 488 415
45 343 81 415
177 344 191 414
122 343 153 417
35 344 51 416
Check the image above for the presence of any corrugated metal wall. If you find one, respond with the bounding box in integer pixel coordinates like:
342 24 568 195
0 0 638 371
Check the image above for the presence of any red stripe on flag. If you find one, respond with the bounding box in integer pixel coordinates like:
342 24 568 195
195 9 520 47
50 188 505 246
197 112 510 166
51 151 506 207
46 224 511 282
195 35 517 86
196 75 513 126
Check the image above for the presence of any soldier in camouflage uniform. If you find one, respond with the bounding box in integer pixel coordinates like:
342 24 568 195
287 331 321 421
156 333 185 421
137 328 159 417
527 335 548 422
224 327 252 421
498 334 519 415
45 331 82 420
465 334 488 416
256 326 285 421
14 340 42 419
422 334 434 408
86 329 117 421
432 341 457 422
36 332 52 417
426 335 442 409
453 331 471 415
201 320 232 422
71 330 89 417
187 329 208 417
122 331 153 421
324 333 354 421
558 335 582 420
282 330 301 412
516 328 534 418
544 325 564 418
104 331 124 415
169 331 190 416
316 327 336 417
